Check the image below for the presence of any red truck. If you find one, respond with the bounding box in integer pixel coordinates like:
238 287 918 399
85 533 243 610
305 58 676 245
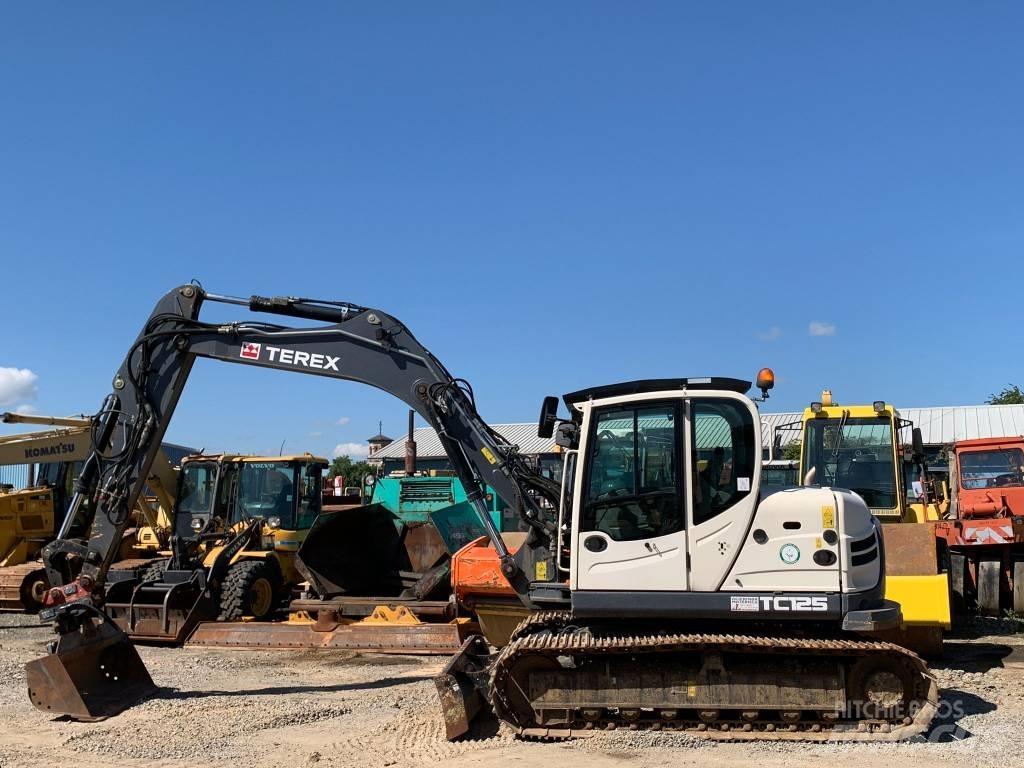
936 436 1024 615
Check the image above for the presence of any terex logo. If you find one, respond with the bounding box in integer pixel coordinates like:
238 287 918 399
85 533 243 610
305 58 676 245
760 596 828 612
266 345 340 372
240 343 261 360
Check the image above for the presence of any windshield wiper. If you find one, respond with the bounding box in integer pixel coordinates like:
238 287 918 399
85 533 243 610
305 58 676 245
831 409 850 460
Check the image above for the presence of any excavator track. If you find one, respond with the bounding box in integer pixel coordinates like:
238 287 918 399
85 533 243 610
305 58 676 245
0 562 49 612
490 612 938 742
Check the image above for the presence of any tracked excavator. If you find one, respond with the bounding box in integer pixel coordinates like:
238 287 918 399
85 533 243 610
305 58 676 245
26 284 937 742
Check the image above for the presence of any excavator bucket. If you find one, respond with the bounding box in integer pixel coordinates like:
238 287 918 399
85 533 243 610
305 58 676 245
26 612 156 720
434 635 494 740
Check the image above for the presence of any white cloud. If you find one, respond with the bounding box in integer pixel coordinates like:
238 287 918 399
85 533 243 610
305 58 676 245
756 326 782 342
809 321 836 337
335 416 351 427
0 368 39 407
332 441 370 459
13 404 39 415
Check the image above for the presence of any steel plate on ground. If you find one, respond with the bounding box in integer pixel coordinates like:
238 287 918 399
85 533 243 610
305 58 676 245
185 619 469 653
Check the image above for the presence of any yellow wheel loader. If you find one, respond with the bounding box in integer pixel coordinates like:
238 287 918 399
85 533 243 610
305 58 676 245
776 392 952 656
105 453 328 641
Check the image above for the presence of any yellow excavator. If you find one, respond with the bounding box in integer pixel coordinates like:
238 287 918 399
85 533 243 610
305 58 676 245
0 412 180 610
777 392 952 655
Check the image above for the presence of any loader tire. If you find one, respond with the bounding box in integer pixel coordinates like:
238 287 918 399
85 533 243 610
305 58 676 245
141 558 170 584
219 560 280 621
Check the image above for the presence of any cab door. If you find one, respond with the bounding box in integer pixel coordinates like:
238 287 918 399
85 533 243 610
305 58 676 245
686 395 761 591
573 399 688 592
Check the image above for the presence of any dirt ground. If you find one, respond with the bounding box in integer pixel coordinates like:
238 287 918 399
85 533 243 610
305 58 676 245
2 613 1023 768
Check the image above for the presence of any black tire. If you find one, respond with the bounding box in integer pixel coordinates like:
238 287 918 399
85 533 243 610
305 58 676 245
20 569 49 613
218 560 280 621
141 558 170 584
949 553 968 621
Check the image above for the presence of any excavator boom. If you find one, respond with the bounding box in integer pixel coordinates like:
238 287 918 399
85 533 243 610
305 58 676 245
29 285 556 719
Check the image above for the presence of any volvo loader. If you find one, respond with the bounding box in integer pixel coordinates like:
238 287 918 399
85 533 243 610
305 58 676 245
104 449 466 652
104 452 328 643
25 285 936 742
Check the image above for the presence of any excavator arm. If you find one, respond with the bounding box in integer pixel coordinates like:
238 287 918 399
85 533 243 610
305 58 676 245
41 284 557 618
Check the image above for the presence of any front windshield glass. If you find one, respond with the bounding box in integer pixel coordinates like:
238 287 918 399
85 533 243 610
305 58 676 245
237 461 295 528
803 417 897 509
960 449 1024 490
178 462 219 517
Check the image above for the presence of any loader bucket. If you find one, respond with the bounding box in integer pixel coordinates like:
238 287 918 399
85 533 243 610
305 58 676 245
26 612 156 720
105 570 215 644
297 503 419 597
434 634 494 740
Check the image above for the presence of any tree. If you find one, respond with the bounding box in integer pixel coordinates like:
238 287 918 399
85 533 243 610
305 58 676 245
987 385 1024 405
781 440 802 460
327 455 374 488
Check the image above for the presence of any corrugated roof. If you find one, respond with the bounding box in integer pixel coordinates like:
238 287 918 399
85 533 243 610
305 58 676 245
372 405 1024 461
372 424 558 460
898 404 1024 445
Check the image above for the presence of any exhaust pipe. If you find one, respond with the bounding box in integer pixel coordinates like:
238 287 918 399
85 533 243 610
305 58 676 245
405 410 417 475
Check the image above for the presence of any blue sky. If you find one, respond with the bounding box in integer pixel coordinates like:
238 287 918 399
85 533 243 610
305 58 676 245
1 4 1022 458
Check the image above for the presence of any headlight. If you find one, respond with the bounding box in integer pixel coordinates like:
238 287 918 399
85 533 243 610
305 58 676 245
267 516 281 530
190 518 204 532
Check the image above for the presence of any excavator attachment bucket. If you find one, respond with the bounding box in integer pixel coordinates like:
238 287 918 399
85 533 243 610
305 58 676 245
434 635 494 740
26 611 156 720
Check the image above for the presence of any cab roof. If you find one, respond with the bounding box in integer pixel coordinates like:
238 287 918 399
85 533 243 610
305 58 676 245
564 377 751 409
955 436 1024 450
182 453 328 465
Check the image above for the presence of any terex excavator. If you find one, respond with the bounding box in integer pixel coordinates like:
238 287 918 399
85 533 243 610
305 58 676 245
26 285 937 742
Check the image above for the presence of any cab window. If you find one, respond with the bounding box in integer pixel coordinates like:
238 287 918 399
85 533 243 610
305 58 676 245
691 399 756 525
582 403 683 542
960 448 1024 490
297 464 322 529
238 461 296 528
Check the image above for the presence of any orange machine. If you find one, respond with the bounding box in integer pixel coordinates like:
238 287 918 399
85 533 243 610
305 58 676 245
450 533 528 647
936 436 1024 615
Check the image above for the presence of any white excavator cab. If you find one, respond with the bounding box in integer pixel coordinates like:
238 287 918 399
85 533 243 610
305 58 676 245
559 381 885 624
569 390 760 594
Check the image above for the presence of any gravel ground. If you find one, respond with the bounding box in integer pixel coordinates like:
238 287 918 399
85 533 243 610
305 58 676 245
1 612 1022 768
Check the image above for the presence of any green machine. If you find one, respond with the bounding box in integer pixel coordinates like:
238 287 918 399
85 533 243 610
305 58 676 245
366 474 512 553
